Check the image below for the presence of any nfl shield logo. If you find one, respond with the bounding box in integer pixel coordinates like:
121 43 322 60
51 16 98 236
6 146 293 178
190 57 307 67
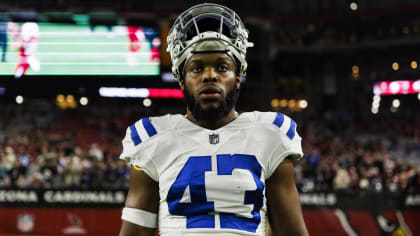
17 214 34 233
209 134 219 144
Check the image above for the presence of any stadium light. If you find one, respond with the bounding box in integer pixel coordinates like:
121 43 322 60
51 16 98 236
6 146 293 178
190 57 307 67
371 107 378 114
98 87 183 98
57 94 65 103
392 99 400 108
392 62 399 71
350 2 358 11
279 99 288 107
414 80 420 92
288 99 296 109
371 94 380 113
411 61 418 70
374 80 419 95
352 65 359 80
372 101 380 109
298 100 308 109
16 95 24 104
352 65 359 74
66 95 75 103
99 87 149 98
271 99 279 108
80 97 88 106
143 98 152 107
389 81 401 94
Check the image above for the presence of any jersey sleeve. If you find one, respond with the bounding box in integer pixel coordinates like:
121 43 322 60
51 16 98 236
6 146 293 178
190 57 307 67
266 112 304 178
119 117 160 181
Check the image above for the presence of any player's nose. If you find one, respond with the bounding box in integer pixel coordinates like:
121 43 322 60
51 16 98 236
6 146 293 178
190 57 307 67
202 67 218 83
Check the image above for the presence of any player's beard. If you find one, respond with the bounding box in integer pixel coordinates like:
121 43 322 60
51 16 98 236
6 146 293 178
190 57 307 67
183 81 240 122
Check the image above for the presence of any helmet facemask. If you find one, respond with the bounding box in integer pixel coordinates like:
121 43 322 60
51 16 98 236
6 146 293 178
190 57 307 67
167 3 253 80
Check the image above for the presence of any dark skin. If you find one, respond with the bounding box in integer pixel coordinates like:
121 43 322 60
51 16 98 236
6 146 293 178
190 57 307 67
267 159 309 236
180 53 240 130
119 167 159 236
119 52 308 236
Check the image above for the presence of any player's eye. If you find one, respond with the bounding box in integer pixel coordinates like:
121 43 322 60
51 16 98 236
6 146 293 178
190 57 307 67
217 64 229 72
190 66 203 73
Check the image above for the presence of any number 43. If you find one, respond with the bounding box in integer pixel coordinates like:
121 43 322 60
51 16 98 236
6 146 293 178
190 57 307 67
167 154 264 233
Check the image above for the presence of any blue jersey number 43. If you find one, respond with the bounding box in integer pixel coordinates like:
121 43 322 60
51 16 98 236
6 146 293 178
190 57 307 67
167 154 264 233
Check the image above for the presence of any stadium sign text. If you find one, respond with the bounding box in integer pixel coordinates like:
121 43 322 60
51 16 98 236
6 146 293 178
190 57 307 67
43 190 126 204
299 193 337 206
0 189 128 207
0 190 38 203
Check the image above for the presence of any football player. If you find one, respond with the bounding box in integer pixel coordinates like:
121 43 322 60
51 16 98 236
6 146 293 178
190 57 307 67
126 26 145 66
119 3 308 236
14 22 40 79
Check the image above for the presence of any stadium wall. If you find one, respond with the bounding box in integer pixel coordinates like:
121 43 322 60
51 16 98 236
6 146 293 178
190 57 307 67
0 189 419 235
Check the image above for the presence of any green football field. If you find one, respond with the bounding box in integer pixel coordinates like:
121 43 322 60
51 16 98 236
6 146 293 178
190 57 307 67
0 23 160 76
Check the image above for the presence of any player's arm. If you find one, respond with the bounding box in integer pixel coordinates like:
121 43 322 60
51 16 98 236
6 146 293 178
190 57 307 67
119 166 159 236
266 158 309 236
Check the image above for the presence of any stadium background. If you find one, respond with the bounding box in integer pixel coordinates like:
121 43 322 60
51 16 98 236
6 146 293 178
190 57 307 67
0 0 419 235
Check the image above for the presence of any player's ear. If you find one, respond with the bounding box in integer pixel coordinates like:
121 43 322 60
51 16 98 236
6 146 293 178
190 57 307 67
235 76 240 90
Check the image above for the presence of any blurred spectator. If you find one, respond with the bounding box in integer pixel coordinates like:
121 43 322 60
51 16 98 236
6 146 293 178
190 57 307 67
88 143 104 161
333 164 351 190
8 159 23 187
3 146 16 170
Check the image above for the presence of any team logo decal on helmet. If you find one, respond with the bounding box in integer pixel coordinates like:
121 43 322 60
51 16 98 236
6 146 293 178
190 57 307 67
166 3 253 80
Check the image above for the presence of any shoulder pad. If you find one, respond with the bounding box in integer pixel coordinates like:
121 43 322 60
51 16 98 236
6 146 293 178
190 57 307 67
119 115 168 163
120 116 166 181
272 112 297 140
128 117 158 146
255 112 303 178
255 112 297 140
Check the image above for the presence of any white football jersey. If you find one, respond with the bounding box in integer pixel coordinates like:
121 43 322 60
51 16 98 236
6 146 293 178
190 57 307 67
120 111 303 236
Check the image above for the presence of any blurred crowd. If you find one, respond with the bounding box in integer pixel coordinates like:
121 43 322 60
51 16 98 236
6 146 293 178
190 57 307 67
295 111 420 193
0 100 142 189
0 100 419 193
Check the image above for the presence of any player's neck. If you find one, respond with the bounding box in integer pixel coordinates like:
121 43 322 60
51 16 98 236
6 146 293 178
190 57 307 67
185 109 238 130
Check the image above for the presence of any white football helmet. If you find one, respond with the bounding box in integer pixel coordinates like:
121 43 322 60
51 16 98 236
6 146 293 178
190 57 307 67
21 22 40 41
167 3 253 80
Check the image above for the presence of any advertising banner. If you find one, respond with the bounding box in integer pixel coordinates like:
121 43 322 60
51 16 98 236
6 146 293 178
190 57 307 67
1 189 419 235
